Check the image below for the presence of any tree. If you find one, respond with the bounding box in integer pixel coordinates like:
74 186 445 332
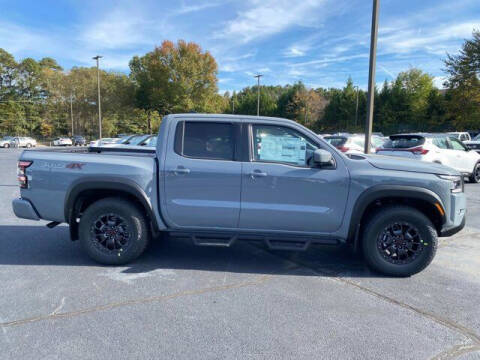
129 40 220 114
444 30 480 129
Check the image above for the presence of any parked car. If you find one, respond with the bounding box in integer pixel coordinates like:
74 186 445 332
464 133 480 154
72 135 87 146
118 134 151 145
0 136 13 148
88 138 120 147
11 137 37 148
323 134 383 154
376 134 480 183
53 137 73 146
12 114 466 277
448 132 471 142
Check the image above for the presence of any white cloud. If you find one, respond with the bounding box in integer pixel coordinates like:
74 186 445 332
216 0 328 43
379 21 477 56
174 2 224 15
284 47 306 57
0 21 57 55
80 9 154 50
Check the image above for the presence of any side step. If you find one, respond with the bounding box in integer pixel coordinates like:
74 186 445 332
168 231 340 251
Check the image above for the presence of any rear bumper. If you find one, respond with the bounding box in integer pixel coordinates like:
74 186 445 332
12 198 40 221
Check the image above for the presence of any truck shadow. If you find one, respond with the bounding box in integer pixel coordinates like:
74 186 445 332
0 225 379 278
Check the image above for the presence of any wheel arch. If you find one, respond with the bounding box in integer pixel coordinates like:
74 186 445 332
65 177 165 240
348 185 446 251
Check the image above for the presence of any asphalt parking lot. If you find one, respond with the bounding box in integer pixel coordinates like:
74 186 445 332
0 148 479 360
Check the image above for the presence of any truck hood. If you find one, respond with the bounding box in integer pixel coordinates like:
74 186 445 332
363 154 458 175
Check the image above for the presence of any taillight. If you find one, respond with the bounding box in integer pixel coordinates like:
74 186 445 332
18 160 33 188
410 146 429 155
337 146 350 153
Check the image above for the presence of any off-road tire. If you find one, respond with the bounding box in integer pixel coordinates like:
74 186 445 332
79 198 150 265
362 206 437 277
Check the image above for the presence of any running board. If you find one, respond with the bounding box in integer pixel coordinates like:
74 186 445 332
168 231 341 251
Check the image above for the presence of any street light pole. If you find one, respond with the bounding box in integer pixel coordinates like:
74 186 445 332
70 93 74 137
92 55 103 139
364 0 380 154
354 86 359 127
232 92 235 114
254 74 263 116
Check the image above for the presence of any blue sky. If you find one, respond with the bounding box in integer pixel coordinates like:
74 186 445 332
1 0 479 93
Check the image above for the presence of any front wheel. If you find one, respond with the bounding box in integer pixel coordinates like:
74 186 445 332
362 206 437 277
79 198 150 265
3 143 9 148
26 143 32 148
469 163 480 183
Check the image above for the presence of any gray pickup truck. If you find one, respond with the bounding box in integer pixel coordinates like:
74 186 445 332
12 114 466 276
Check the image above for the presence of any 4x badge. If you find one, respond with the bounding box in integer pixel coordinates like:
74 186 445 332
66 163 85 170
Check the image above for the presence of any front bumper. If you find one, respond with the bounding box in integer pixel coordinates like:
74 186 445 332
12 198 40 221
439 192 466 237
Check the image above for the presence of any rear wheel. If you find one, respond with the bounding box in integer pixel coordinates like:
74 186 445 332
79 198 150 265
3 143 9 148
469 163 480 183
362 206 437 277
26 143 32 148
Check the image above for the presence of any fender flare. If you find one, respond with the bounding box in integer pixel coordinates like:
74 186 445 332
348 185 446 246
64 176 166 233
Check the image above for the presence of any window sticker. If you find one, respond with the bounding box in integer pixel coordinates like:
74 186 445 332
258 135 307 165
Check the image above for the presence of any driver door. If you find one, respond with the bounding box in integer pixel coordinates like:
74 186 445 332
239 124 349 234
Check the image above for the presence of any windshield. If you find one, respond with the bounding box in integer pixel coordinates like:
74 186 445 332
474 134 480 141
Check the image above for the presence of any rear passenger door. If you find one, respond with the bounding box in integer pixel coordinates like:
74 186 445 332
163 120 242 229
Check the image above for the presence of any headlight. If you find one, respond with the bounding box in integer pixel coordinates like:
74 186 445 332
437 175 463 193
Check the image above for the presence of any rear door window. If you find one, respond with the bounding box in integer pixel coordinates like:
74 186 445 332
384 136 425 148
178 122 235 161
433 137 449 149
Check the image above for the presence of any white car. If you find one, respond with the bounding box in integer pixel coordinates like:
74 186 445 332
377 134 480 183
324 134 384 154
448 132 471 142
0 136 14 148
11 137 37 148
53 137 73 146
88 138 120 147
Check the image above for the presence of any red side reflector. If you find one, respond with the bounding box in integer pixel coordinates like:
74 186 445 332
337 146 350 153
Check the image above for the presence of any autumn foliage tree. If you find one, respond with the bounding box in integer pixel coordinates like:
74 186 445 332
129 40 222 115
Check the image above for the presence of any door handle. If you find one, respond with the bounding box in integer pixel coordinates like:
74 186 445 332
173 167 190 175
250 170 267 178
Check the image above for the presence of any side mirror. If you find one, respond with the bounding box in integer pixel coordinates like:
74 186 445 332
313 149 333 167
